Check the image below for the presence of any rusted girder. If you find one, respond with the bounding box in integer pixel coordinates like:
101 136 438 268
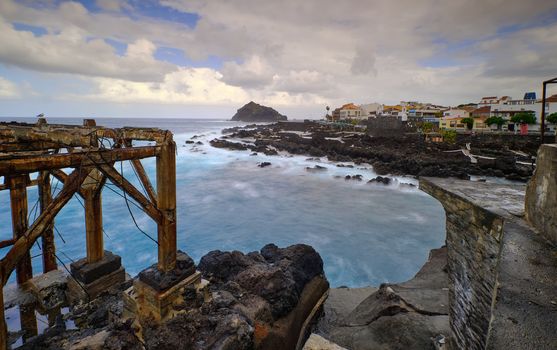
0 167 91 286
0 146 159 175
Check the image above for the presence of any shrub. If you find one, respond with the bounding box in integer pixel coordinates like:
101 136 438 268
511 112 536 124
460 117 474 130
441 129 457 144
485 116 505 127
547 112 557 124
419 121 435 133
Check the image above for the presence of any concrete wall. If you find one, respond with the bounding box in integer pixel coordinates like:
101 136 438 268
525 144 557 245
420 180 505 350
366 117 407 137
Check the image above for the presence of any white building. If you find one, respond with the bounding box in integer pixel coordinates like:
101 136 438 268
359 103 383 118
478 92 557 133
443 109 471 119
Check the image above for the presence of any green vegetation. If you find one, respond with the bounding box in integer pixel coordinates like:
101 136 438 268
485 116 505 126
460 117 475 130
419 121 435 133
547 112 557 124
441 129 457 144
485 116 505 128
511 111 536 125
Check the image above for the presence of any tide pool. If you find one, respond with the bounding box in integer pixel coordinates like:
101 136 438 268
0 117 446 287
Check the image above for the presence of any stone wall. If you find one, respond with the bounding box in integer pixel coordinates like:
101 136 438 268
365 117 409 137
525 144 557 245
420 179 505 350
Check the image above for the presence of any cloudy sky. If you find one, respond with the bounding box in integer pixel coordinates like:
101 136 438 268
1 0 557 119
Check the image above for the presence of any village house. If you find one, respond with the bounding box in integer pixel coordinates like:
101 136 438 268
360 103 383 118
439 107 475 130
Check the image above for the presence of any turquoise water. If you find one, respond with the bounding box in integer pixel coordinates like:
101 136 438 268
0 117 446 287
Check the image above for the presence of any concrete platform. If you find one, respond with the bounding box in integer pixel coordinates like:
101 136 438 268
421 177 557 349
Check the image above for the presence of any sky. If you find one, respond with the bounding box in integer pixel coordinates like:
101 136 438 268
0 0 557 119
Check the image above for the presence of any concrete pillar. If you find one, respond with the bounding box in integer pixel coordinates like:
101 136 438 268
525 144 557 245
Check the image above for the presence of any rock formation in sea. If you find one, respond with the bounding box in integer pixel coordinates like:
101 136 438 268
231 101 288 122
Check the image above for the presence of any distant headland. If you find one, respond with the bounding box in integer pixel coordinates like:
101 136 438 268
231 101 288 122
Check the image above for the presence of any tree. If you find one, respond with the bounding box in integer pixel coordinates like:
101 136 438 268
485 116 505 129
419 121 435 133
547 112 557 124
511 112 536 125
461 117 474 130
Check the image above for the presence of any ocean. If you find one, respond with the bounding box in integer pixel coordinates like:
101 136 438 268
0 117 446 288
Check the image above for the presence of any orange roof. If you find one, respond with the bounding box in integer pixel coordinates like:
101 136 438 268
481 96 497 99
473 106 491 114
341 103 360 110
545 94 557 103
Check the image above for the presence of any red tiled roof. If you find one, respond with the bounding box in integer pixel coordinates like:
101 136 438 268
481 96 497 99
473 106 491 114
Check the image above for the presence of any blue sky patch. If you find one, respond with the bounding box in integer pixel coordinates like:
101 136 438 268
73 0 199 28
12 22 48 37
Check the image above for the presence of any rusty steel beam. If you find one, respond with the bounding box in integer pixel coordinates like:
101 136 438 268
97 163 163 223
157 141 177 272
130 159 158 206
0 122 170 145
8 175 33 285
0 146 159 175
0 167 90 286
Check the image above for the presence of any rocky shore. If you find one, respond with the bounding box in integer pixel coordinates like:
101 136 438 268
211 123 538 181
16 244 328 350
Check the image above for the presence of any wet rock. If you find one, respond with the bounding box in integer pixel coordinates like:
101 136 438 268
306 165 327 172
258 162 272 168
250 152 258 156
345 175 362 181
263 148 278 156
185 140 195 144
368 176 392 185
210 139 249 151
336 164 354 168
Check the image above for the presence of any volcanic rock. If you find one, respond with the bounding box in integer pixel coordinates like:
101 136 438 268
231 102 287 122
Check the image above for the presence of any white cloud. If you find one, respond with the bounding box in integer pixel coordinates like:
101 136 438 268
0 77 19 98
220 56 275 88
0 15 175 82
1 0 557 114
96 0 132 12
79 68 249 104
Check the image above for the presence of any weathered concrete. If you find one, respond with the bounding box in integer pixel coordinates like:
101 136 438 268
421 177 557 350
303 333 347 350
525 144 557 245
27 269 67 310
317 247 451 350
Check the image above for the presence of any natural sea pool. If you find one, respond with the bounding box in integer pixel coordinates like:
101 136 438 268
0 117 446 288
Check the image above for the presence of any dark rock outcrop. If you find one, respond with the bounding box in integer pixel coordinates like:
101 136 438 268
199 243 324 319
231 102 287 122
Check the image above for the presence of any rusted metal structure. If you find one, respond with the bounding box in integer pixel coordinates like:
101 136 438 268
541 77 557 144
0 118 180 349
